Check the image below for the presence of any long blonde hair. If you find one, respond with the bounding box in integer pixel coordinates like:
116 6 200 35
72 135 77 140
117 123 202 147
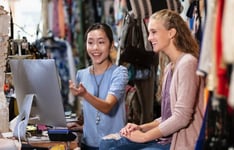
150 9 199 58
151 9 199 101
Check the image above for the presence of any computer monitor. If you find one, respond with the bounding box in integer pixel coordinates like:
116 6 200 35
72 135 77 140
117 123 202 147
9 59 67 140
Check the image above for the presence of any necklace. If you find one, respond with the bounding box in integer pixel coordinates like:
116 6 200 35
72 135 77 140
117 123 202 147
92 63 110 125
92 64 110 97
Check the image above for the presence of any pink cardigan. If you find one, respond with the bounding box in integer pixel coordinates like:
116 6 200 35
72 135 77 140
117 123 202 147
157 53 205 150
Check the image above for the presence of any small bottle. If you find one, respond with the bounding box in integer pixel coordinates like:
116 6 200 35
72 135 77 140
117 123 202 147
9 88 14 96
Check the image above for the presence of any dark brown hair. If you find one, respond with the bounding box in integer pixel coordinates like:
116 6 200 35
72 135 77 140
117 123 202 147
84 23 114 46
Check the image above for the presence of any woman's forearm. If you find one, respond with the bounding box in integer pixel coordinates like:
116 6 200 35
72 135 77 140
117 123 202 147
139 120 159 132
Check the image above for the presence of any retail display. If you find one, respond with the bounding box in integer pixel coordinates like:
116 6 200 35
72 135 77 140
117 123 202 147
0 1 233 149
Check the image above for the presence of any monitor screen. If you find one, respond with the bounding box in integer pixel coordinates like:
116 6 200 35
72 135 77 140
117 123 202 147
9 59 67 128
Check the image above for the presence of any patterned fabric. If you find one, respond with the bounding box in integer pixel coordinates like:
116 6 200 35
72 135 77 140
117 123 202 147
46 39 70 105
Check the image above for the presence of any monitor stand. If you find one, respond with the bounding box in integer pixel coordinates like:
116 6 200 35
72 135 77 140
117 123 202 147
13 94 35 141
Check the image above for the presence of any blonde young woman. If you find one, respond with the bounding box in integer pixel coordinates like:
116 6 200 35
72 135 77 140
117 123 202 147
100 9 205 150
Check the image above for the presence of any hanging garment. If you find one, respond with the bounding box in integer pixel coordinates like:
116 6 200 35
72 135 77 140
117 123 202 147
65 40 77 105
180 0 191 20
195 88 211 150
222 0 234 64
57 0 66 38
166 0 183 14
215 0 228 97
197 0 215 76
186 0 203 44
128 0 152 19
150 0 167 12
228 66 234 108
118 12 155 68
204 96 233 150
43 37 70 105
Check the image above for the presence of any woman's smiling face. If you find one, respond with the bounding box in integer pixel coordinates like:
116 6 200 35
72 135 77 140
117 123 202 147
86 29 111 65
147 19 172 53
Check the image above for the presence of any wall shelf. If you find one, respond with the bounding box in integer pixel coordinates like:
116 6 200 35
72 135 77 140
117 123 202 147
8 54 33 59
